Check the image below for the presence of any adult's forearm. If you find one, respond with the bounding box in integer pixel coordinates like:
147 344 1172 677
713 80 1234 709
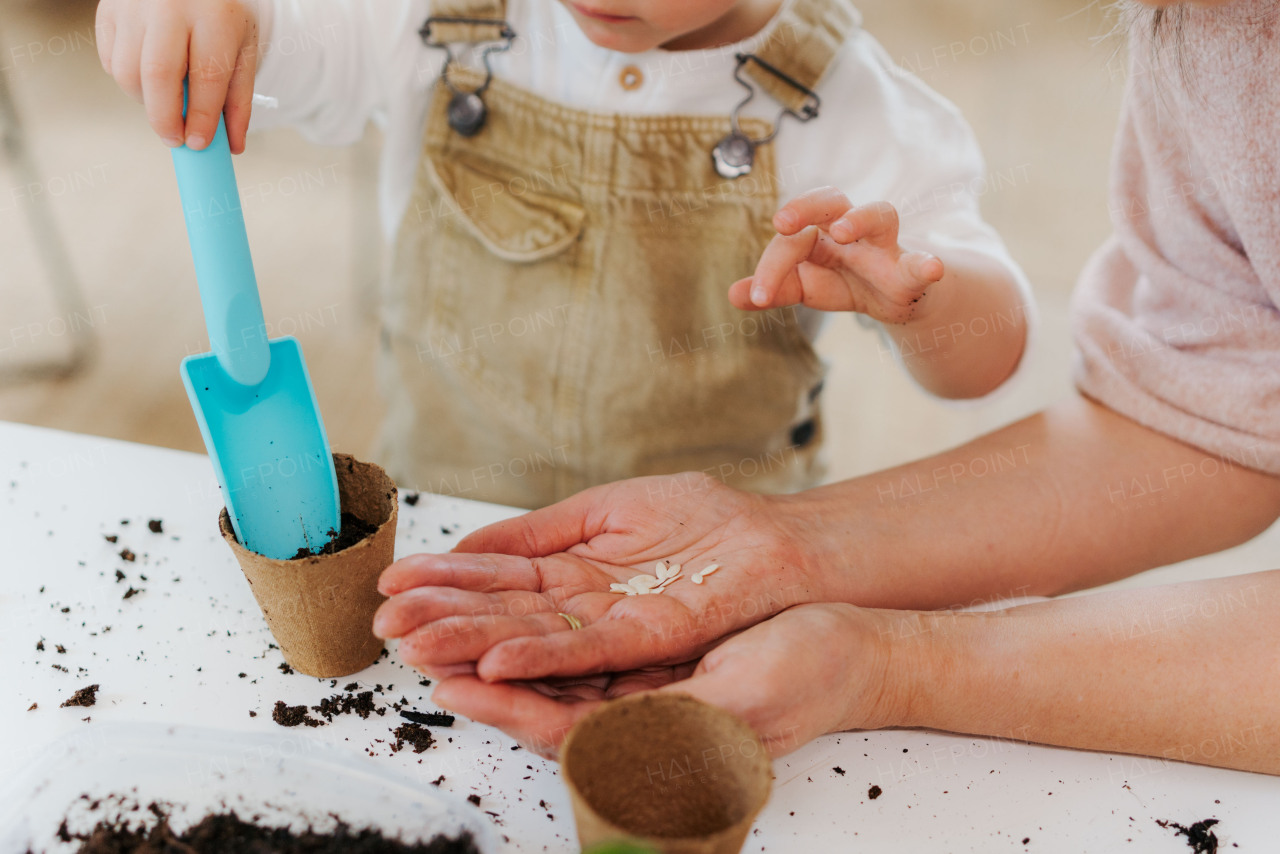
786 395 1280 608
888 247 1028 399
892 571 1280 774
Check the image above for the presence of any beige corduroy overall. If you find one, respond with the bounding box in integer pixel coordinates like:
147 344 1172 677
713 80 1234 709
378 0 856 508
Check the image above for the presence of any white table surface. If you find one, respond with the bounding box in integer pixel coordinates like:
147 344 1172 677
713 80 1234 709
3 420 1277 853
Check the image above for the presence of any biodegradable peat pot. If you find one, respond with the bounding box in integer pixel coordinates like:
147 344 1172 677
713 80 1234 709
562 694 773 854
219 453 398 678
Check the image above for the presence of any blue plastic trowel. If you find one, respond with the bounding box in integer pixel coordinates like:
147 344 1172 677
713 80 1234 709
171 109 340 559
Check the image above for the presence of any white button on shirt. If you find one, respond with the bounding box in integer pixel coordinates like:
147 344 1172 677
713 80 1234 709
252 0 1034 390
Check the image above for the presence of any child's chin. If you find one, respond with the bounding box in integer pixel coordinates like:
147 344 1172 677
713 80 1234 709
576 22 659 53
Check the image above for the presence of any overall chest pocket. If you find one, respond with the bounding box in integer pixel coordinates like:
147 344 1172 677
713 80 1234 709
385 123 588 441
422 149 586 263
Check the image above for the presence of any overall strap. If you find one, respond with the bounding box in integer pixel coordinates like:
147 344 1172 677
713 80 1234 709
425 0 509 44
745 0 860 115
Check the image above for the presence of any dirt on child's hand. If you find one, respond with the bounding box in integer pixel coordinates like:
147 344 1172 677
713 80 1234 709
729 186 945 324
96 0 260 154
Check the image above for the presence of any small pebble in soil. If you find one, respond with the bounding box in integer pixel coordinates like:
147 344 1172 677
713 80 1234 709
403 493 420 506
103 534 118 544
278 662 295 675
122 587 142 600
832 767 845 776
148 519 164 533
119 549 136 562
114 569 125 583
868 785 882 800
60 684 99 708
466 795 481 807
27 702 37 711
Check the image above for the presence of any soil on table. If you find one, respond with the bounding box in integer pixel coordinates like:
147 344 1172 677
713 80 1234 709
314 690 382 722
1157 818 1220 853
60 685 98 708
291 512 379 559
272 701 321 728
62 807 479 853
391 723 435 754
271 689 392 729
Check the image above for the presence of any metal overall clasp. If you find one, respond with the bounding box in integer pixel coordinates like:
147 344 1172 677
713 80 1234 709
712 53 821 179
419 16 517 137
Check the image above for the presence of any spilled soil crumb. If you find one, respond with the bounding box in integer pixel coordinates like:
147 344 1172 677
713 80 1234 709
391 723 435 754
60 685 99 708
271 701 321 728
1157 818 1220 853
314 690 382 722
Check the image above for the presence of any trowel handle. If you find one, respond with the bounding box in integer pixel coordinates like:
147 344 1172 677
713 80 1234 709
171 92 270 386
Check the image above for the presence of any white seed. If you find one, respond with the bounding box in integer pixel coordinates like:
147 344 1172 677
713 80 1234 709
654 561 669 577
691 575 704 584
629 574 659 590
610 583 634 594
699 563 721 577
655 562 681 580
658 571 682 588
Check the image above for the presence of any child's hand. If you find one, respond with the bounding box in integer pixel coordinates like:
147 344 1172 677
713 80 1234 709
96 0 260 153
729 186 945 324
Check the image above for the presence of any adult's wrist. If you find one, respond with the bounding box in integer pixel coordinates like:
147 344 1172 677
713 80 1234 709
771 479 916 608
770 485 888 606
823 604 956 734
893 608 1021 736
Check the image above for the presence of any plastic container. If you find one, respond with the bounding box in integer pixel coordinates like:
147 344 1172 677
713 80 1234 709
0 722 499 853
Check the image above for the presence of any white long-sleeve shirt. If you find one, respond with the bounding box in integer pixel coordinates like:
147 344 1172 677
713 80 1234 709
252 0 1034 383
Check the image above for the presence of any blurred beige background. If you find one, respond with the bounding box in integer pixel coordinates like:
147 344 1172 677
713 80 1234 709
0 0 1274 583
